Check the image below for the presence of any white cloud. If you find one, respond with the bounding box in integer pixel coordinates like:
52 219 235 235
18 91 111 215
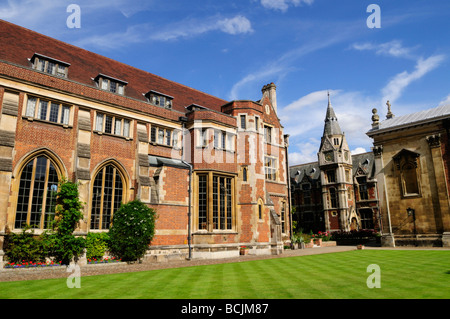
217 16 253 35
289 138 320 165
381 54 445 104
77 15 253 50
351 40 416 59
351 147 367 155
260 0 314 12
439 94 450 106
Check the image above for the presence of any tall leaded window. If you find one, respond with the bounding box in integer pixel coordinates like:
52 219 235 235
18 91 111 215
197 173 234 231
280 202 286 233
357 176 369 200
90 164 124 230
329 187 338 208
15 156 59 229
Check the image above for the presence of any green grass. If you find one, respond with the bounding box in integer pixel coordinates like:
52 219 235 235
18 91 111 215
0 250 449 299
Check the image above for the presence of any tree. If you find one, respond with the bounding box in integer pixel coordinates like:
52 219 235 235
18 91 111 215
43 179 85 265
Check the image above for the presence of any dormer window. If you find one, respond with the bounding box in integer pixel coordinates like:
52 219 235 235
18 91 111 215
145 91 173 109
30 53 70 78
94 74 127 95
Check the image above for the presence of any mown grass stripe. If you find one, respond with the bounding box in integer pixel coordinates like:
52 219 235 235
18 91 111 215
1 250 449 299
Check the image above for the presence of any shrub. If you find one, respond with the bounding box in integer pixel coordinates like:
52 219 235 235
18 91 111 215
86 232 110 260
108 200 156 262
4 226 46 264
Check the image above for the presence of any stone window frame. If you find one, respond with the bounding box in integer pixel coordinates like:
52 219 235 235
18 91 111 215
393 149 422 198
23 94 72 127
194 171 236 233
12 149 66 231
94 111 132 139
89 160 128 231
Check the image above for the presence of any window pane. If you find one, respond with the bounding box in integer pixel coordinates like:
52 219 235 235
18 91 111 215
101 79 108 90
96 113 104 131
109 81 117 93
90 169 103 229
158 128 164 144
104 115 113 134
46 62 55 75
114 118 122 135
30 157 47 228
165 130 171 146
118 84 124 95
15 161 34 228
220 177 225 230
61 106 70 125
102 166 114 229
57 65 66 77
26 96 37 117
213 176 218 229
198 175 207 230
240 115 246 129
123 119 130 137
43 163 58 229
49 102 59 123
38 100 48 120
226 178 232 229
150 127 157 143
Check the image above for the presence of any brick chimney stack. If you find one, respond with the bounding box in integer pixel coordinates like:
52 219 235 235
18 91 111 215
262 82 277 114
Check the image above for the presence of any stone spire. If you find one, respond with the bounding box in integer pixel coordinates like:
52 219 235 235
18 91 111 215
323 91 342 136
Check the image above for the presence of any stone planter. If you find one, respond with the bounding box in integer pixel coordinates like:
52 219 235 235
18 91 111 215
239 249 249 255
314 238 322 246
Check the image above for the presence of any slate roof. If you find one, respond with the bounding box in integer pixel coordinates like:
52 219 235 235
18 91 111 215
351 152 375 179
367 104 450 136
0 19 228 115
289 162 321 184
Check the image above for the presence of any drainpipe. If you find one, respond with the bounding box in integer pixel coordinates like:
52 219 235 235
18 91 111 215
284 134 293 243
179 116 192 260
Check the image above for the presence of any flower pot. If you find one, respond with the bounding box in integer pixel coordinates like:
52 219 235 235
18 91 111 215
314 238 322 246
357 244 365 250
240 249 249 255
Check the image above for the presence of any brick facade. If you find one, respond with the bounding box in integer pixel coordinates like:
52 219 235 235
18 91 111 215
0 20 290 262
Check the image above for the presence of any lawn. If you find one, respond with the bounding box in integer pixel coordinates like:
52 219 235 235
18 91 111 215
0 250 449 299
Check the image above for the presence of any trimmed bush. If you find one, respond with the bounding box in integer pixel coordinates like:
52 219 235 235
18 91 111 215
4 226 46 264
108 200 156 262
86 232 110 260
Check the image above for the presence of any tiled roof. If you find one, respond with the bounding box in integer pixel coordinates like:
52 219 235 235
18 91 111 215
367 104 450 135
0 19 228 114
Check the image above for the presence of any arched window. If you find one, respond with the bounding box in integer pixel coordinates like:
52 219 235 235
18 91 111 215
90 164 124 230
15 155 60 229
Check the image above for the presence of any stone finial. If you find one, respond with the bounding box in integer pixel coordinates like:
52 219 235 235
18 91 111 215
386 100 394 119
371 108 379 128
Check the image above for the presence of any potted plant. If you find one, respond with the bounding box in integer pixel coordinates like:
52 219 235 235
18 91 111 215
239 245 249 255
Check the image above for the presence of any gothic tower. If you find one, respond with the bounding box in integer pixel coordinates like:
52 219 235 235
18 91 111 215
318 93 355 232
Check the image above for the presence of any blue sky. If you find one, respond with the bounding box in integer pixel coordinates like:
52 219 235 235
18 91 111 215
1 0 449 165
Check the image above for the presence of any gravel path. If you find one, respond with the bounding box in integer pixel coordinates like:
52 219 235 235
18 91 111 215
0 246 357 282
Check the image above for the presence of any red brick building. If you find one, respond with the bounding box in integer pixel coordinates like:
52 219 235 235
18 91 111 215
0 20 290 262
